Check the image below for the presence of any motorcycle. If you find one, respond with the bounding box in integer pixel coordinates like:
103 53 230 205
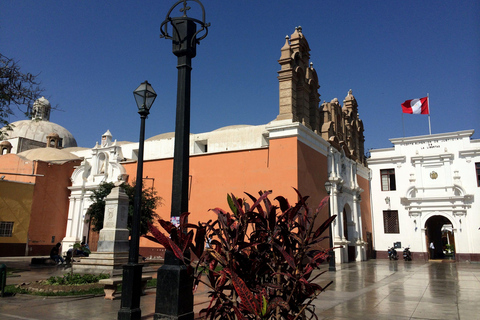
388 247 398 260
403 247 412 261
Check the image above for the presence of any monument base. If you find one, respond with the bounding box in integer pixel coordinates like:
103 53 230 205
72 251 128 276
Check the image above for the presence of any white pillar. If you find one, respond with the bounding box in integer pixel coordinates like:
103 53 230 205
353 193 365 261
333 186 343 241
62 193 81 254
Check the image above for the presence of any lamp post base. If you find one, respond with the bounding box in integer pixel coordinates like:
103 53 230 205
154 251 194 320
118 263 144 320
118 308 141 320
329 251 336 272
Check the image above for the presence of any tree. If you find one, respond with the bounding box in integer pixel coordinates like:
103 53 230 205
87 181 162 236
0 53 43 138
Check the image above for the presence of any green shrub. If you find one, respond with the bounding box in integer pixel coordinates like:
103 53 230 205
46 273 109 285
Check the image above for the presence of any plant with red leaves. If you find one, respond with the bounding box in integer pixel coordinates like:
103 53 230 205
146 212 207 275
195 189 336 320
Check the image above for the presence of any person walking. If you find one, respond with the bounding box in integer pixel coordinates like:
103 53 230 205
429 241 435 259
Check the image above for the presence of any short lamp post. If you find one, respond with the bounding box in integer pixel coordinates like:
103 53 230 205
324 181 336 272
118 81 157 320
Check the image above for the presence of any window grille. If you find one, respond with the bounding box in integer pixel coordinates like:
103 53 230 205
0 222 14 237
383 211 399 233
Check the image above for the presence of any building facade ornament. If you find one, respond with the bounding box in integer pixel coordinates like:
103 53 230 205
62 131 127 253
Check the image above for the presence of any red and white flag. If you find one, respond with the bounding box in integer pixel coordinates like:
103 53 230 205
401 97 429 114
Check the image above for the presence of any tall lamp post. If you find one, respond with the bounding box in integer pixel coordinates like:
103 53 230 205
118 81 157 320
154 1 209 320
324 181 336 272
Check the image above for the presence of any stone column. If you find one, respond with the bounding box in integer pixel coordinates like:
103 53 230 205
97 186 130 252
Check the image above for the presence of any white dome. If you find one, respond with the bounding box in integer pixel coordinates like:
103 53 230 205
17 147 81 162
2 119 77 148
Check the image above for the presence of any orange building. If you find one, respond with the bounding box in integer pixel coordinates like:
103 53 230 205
111 27 373 264
0 149 81 256
0 27 372 267
120 121 372 264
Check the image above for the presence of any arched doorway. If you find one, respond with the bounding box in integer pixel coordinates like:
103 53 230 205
425 215 455 260
342 204 356 262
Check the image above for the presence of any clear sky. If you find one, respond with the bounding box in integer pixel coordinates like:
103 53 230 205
1 1 479 151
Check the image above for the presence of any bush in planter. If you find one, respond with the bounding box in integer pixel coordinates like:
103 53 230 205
147 189 336 320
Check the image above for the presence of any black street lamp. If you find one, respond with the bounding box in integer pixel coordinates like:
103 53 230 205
160 0 209 220
118 81 157 320
154 1 209 320
324 181 336 272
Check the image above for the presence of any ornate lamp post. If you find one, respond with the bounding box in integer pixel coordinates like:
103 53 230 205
154 1 209 320
324 181 336 272
118 81 157 320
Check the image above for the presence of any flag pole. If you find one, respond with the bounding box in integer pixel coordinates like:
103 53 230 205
402 112 405 137
427 93 431 135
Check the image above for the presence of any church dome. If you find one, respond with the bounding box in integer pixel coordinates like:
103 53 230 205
3 119 78 148
17 147 81 163
1 97 77 148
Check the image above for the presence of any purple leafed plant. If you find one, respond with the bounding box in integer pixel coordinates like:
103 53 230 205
147 189 336 319
196 189 336 320
146 212 207 275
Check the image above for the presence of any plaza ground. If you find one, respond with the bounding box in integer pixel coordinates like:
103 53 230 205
0 257 479 319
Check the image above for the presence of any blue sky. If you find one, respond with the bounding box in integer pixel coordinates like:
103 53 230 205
1 1 479 151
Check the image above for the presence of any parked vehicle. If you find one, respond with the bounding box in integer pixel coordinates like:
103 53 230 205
403 247 412 261
388 247 398 260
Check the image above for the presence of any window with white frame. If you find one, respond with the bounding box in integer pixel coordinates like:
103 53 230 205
380 168 396 191
0 221 14 237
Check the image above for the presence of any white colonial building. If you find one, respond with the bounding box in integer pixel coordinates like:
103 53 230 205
368 130 480 262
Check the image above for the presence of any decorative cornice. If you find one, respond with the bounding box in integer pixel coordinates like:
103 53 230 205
389 129 474 145
459 149 480 158
367 155 406 165
400 194 473 214
411 153 454 163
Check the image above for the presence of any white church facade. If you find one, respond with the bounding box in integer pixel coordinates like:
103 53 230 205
368 130 479 262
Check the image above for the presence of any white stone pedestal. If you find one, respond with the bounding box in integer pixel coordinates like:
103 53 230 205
73 185 130 276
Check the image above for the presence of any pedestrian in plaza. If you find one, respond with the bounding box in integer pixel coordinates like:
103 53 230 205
429 241 435 259
50 242 65 265
76 242 90 257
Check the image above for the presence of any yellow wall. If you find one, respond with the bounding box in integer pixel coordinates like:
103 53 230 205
0 154 80 256
0 180 34 244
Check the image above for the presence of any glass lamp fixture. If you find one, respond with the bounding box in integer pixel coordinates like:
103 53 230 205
133 81 157 115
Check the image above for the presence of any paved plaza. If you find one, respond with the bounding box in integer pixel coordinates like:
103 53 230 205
0 258 479 320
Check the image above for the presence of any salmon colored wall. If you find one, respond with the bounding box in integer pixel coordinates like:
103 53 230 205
28 159 81 255
296 141 330 249
0 180 34 256
0 154 36 184
123 137 302 253
297 141 329 211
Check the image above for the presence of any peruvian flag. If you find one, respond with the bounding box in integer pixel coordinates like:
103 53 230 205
401 97 429 114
